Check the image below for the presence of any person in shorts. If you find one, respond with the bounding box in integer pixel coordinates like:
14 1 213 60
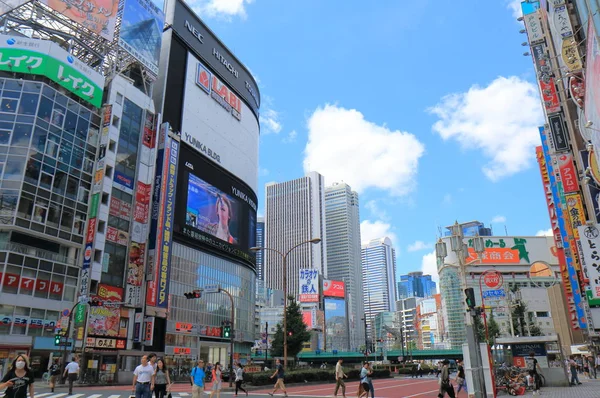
190 359 206 398
268 359 288 397
48 359 60 392
358 362 370 398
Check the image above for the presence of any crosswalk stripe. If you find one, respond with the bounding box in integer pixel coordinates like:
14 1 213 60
178 393 190 396
46 394 68 398
107 394 122 398
34 394 53 397
67 394 84 398
87 394 102 398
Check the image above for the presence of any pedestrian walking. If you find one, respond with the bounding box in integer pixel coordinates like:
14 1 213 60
588 356 597 379
0 355 35 398
366 363 375 398
268 359 288 397
190 359 206 398
455 359 467 396
333 358 347 397
147 354 158 371
209 362 222 398
153 359 171 398
569 356 582 386
528 352 542 395
63 356 80 396
437 359 455 398
48 359 60 392
234 363 248 397
357 362 370 398
132 355 155 398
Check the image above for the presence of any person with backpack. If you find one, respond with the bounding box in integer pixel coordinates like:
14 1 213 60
48 359 60 393
437 359 455 398
357 362 370 398
455 359 467 396
190 359 206 398
234 363 248 397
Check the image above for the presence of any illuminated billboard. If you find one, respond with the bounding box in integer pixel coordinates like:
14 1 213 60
299 269 319 302
40 0 119 41
324 298 348 350
174 143 257 267
323 280 345 298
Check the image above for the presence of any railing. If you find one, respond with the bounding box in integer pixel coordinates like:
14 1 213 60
0 241 78 265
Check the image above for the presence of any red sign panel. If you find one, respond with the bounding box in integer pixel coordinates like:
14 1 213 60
483 272 503 289
174 347 192 355
323 280 345 298
134 182 151 223
540 79 561 114
0 273 63 295
86 218 97 243
557 153 579 193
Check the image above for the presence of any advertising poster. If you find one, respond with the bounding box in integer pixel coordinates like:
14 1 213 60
578 224 600 298
0 35 104 107
127 242 145 286
324 298 348 350
302 311 314 329
299 269 319 302
540 128 587 329
565 194 585 239
119 0 164 76
557 153 579 193
88 285 123 337
323 280 345 298
40 0 119 41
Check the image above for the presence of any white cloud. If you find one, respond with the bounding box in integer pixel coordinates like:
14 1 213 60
492 215 507 224
365 200 389 221
360 220 398 247
442 193 452 206
304 104 425 196
191 0 254 19
421 250 439 283
430 76 543 181
507 0 522 19
536 228 553 236
407 240 432 252
258 167 269 177
260 108 282 134
282 130 297 144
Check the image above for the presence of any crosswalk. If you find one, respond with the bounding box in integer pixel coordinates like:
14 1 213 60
32 393 195 398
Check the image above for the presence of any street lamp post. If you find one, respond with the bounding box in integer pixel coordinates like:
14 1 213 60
250 238 321 370
435 222 486 398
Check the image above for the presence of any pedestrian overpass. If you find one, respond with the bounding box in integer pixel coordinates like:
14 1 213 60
251 348 463 364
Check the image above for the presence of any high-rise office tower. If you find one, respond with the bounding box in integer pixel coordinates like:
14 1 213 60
397 271 437 300
264 171 327 297
362 237 397 341
324 182 364 351
256 217 265 281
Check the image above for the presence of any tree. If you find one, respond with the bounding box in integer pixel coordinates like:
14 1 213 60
509 289 543 337
269 296 311 361
474 310 500 345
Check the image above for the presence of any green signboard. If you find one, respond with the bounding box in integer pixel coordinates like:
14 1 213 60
0 35 104 108
89 193 100 218
74 303 86 325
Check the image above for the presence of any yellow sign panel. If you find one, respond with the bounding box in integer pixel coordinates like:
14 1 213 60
562 38 583 71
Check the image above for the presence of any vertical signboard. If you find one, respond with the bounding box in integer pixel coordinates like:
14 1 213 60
539 127 587 329
547 114 569 152
298 269 319 302
557 153 579 193
580 150 600 224
524 10 544 44
578 224 600 298
146 124 180 312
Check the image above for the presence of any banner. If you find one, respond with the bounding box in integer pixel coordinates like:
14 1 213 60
0 35 104 107
539 127 587 329
578 225 600 298
88 285 123 337
40 0 119 41
299 269 319 302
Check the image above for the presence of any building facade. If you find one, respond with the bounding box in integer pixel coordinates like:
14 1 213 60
148 0 261 372
397 271 437 300
362 237 397 342
264 171 327 297
324 182 364 351
256 217 265 281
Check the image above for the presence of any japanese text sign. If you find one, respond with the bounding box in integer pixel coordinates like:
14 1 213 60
578 224 600 298
299 269 319 302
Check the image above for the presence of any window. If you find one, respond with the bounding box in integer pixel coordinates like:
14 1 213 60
3 156 25 180
19 93 39 115
112 115 120 127
17 197 33 219
116 93 123 105
60 210 74 231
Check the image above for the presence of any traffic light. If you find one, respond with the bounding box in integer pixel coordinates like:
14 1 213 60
89 298 103 307
465 288 476 309
223 324 231 338
54 334 61 346
184 290 201 299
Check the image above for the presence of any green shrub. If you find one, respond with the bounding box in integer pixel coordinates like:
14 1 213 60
244 368 391 386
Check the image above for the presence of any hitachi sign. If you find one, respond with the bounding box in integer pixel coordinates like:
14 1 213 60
213 48 239 78
184 20 204 43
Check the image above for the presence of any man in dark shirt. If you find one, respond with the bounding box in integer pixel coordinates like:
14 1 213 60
455 359 467 396
268 359 287 397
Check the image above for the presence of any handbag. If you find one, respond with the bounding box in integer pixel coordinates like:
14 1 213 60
167 393 172 398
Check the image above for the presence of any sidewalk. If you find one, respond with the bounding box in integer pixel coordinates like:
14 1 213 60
530 377 600 397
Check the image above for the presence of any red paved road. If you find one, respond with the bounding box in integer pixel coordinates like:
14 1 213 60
251 377 442 397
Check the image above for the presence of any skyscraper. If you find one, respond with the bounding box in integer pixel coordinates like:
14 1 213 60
324 182 364 350
264 172 327 297
397 272 437 300
362 237 397 342
256 217 265 281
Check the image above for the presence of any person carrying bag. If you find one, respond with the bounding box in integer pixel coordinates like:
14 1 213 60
190 359 206 398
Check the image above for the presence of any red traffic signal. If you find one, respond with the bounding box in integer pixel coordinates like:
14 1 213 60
89 298 103 307
184 291 202 299
288 331 293 336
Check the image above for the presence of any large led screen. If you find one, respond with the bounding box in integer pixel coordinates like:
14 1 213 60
175 143 257 267
324 298 348 350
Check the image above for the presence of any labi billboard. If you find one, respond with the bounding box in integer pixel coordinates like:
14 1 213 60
0 35 104 107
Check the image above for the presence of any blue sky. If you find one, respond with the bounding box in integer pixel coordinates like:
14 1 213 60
189 0 551 282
